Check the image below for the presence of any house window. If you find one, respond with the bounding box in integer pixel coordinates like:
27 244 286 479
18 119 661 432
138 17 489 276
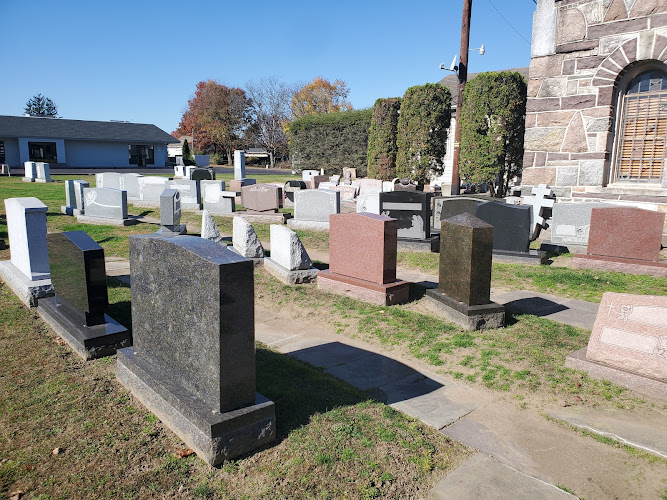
614 69 667 182
28 141 58 162
129 145 155 166
0 141 5 163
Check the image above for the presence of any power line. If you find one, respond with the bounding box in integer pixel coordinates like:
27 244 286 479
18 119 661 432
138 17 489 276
487 0 532 45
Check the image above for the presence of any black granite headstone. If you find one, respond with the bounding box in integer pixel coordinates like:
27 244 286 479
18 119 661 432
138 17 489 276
474 202 532 253
116 235 275 465
284 180 308 203
379 191 432 239
191 168 215 181
37 231 129 359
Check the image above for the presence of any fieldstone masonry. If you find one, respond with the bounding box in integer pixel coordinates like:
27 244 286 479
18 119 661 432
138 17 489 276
523 0 667 191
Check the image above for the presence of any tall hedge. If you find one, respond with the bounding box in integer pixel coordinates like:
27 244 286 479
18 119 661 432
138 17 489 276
289 108 373 175
367 97 401 180
396 84 451 186
459 71 526 197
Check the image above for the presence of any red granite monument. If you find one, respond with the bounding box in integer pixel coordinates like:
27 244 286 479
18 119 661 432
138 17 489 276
317 213 409 305
573 207 667 277
241 184 283 213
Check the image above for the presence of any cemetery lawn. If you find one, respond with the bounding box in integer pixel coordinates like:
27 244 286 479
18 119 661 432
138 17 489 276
397 251 667 302
0 280 470 499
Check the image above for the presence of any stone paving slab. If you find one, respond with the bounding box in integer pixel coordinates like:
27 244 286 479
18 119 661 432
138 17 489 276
429 454 577 500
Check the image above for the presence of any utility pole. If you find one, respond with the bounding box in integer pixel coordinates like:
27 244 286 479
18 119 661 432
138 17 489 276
451 0 472 196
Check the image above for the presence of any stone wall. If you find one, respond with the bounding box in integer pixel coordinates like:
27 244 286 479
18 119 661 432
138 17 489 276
523 0 667 192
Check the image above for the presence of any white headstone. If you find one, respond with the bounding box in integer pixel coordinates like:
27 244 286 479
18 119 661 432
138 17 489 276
35 163 52 182
356 191 381 214
523 183 555 240
4 197 50 280
301 170 319 183
294 189 340 222
269 225 312 271
234 150 246 180
23 162 37 181
233 217 264 258
84 188 128 220
201 209 224 243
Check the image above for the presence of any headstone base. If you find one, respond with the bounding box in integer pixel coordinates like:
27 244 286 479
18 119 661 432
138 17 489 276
229 247 263 267
573 254 667 278
61 206 84 216
22 177 35 183
34 178 55 183
156 224 187 236
201 211 290 224
539 241 587 254
76 214 140 226
565 347 667 402
286 219 330 232
317 270 409 306
37 296 130 360
0 260 54 307
492 249 549 265
425 289 505 331
264 258 317 284
397 235 440 253
132 201 201 211
116 348 276 465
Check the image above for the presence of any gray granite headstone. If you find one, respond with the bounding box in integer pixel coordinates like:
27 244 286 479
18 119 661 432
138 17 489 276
96 172 121 190
23 161 37 181
200 179 225 193
432 197 486 229
83 188 128 220
356 191 381 214
550 202 608 246
474 202 532 253
65 180 77 209
270 225 312 271
168 180 201 207
379 191 432 239
35 163 52 182
74 180 89 213
119 173 143 198
63 180 89 215
233 217 264 259
234 150 246 180
160 189 182 228
0 164 10 176
117 234 275 464
138 176 169 202
294 189 340 222
202 183 236 214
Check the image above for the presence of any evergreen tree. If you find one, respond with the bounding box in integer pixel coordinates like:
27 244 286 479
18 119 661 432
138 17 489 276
24 94 58 117
182 139 196 166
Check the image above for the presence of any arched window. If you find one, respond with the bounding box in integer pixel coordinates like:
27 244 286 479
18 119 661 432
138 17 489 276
614 69 667 182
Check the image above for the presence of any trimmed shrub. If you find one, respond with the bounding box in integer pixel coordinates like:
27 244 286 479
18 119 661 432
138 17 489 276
459 71 526 197
367 97 401 180
396 84 451 186
288 108 373 175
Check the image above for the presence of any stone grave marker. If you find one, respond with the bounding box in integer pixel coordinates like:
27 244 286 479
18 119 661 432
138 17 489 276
119 173 143 199
379 191 438 252
202 183 236 214
302 170 319 184
432 197 484 230
201 209 225 244
573 207 667 277
356 191 381 214
234 150 246 180
522 183 555 240
566 292 667 399
394 178 416 191
61 180 89 216
191 168 215 181
331 184 358 200
0 197 54 306
474 201 547 264
543 202 607 253
232 216 264 260
117 234 276 465
168 180 201 210
426 213 505 330
138 176 169 203
96 172 121 189
309 174 328 189
288 189 340 231
241 184 283 212
1 164 11 176
284 180 307 205
264 225 317 284
229 178 256 192
330 175 341 185
174 165 186 178
78 188 137 226
318 213 409 305
37 231 130 359
34 163 53 183
353 178 383 196
22 161 37 182
157 189 186 236
342 167 357 182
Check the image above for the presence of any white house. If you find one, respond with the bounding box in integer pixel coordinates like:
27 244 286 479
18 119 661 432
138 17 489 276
0 115 176 168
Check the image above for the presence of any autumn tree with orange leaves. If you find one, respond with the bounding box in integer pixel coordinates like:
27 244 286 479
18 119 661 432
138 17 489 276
290 77 353 120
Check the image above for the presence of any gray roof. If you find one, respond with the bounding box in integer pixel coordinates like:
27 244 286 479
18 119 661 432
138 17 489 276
0 115 177 144
437 67 530 107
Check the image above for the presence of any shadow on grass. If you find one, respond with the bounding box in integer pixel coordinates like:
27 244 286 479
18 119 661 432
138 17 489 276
312 261 328 271
106 277 132 334
503 311 521 327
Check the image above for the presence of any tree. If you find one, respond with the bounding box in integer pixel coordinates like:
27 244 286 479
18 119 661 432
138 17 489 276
175 80 252 165
24 93 58 117
367 97 401 180
181 139 196 166
396 84 451 187
459 71 526 197
290 77 352 120
244 77 295 168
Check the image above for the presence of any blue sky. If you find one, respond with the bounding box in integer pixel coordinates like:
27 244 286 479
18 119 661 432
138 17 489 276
0 0 536 134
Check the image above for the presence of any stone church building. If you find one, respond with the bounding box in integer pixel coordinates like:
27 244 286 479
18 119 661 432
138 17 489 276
523 0 667 197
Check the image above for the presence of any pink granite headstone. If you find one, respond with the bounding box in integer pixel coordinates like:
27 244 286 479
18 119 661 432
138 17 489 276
241 184 282 212
586 292 667 381
587 207 664 261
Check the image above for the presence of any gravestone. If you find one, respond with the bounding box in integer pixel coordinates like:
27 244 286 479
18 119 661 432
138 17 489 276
168 180 201 209
22 161 37 182
573 207 667 277
542 202 607 253
302 170 319 184
309 174 328 189
342 167 357 182
432 197 484 230
288 189 340 231
379 191 438 252
78 188 137 226
474 202 547 264
96 172 121 189
34 163 53 183
202 184 236 214
229 178 256 192
241 184 283 212
1 164 11 176
566 292 667 399
191 168 215 181
200 179 225 193
232 216 264 261
116 234 276 465
394 178 416 191
522 184 555 240
174 165 186 178
234 150 246 180
426 213 505 330
0 197 54 306
356 191 381 214
318 213 409 305
119 173 143 199
37 231 130 360
138 176 169 203
330 184 358 200
201 209 225 244
61 180 89 216
284 180 307 205
157 189 186 235
330 175 341 186
353 178 383 195
264 225 317 284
